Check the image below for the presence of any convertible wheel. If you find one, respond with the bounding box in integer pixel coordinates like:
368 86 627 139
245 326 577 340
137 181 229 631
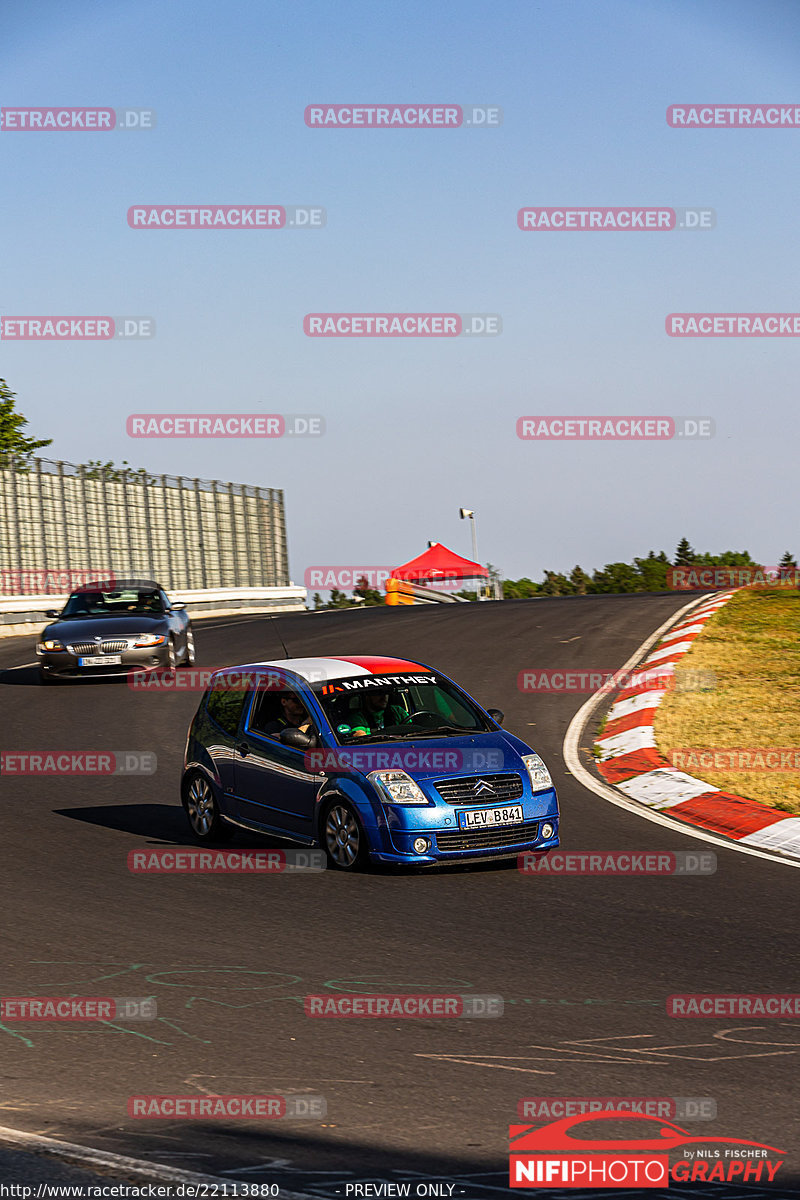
183 628 196 666
183 772 233 842
323 800 368 871
167 637 177 671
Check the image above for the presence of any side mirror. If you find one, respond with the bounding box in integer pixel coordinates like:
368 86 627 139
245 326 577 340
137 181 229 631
171 602 186 610
487 708 505 726
45 610 59 619
280 727 317 750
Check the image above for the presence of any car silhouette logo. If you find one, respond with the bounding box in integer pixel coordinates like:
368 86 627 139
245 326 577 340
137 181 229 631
509 1112 786 1155
474 780 496 795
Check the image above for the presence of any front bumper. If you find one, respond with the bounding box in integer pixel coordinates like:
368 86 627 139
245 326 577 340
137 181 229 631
372 800 560 866
38 645 171 678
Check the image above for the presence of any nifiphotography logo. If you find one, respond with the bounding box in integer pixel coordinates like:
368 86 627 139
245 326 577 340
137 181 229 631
509 1111 785 1187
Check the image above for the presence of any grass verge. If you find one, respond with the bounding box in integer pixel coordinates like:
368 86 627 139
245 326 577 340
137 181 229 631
654 588 800 815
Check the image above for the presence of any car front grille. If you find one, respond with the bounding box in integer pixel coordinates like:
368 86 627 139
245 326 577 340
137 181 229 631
433 773 524 805
435 820 539 853
68 639 130 654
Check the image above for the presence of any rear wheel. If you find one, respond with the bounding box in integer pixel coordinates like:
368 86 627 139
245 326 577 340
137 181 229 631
183 772 233 842
322 799 369 871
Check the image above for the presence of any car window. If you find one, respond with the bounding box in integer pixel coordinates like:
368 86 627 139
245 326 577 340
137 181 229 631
206 681 248 736
248 685 317 740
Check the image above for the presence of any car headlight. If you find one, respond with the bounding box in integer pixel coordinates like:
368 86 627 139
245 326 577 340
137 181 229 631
522 752 553 792
133 634 166 647
368 769 429 806
38 639 65 651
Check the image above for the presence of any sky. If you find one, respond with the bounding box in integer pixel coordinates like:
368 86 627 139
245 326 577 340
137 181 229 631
2 0 799 589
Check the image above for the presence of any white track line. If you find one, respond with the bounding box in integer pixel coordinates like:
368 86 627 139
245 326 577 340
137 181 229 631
562 596 800 871
0 1124 318 1197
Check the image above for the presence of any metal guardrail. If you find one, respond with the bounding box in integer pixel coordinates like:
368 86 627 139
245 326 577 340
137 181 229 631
385 578 468 605
0 586 308 638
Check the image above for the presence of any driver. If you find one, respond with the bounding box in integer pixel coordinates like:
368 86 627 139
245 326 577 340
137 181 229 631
351 688 410 738
262 693 315 737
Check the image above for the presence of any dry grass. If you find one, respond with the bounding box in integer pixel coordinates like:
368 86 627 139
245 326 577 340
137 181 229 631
654 588 800 814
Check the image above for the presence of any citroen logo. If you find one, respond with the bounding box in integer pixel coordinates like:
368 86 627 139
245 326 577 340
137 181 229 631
473 780 496 796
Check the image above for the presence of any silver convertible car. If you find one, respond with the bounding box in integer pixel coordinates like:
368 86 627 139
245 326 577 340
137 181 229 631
36 579 195 683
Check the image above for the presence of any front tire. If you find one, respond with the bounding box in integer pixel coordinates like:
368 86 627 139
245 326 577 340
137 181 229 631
183 772 234 842
322 799 369 871
167 638 177 671
183 627 196 666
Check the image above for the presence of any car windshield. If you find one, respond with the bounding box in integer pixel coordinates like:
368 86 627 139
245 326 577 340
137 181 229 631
60 588 165 617
311 672 493 744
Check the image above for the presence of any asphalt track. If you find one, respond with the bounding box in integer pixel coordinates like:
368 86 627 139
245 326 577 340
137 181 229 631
1 596 798 1195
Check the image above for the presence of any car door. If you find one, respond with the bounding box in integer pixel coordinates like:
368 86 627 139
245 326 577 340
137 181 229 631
160 588 186 652
232 679 324 839
202 677 250 808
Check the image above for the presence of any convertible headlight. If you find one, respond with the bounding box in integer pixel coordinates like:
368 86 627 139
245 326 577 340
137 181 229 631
38 639 65 651
368 769 429 806
133 634 166 647
522 752 553 792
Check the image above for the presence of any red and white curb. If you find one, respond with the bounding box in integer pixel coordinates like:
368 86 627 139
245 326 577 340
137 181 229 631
592 593 800 861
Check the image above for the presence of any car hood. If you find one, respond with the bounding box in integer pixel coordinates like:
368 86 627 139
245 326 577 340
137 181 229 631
42 615 167 640
327 729 538 781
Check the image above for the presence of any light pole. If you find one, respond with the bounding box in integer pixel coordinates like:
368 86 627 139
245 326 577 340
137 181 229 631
459 507 482 597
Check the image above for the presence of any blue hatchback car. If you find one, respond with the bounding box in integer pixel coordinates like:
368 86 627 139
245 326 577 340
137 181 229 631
181 655 560 870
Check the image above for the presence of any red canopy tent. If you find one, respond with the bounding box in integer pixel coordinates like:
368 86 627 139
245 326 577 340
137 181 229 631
392 543 488 585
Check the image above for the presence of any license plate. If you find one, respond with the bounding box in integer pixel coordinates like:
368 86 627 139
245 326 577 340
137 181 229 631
457 803 524 829
78 655 122 666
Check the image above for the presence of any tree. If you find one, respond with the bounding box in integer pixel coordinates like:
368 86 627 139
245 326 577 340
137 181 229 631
634 551 669 592
779 550 797 569
591 562 644 593
569 565 592 595
0 379 52 466
502 577 541 599
354 575 384 606
674 537 696 566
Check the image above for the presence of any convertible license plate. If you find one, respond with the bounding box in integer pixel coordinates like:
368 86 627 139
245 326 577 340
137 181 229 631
457 804 524 829
78 655 122 666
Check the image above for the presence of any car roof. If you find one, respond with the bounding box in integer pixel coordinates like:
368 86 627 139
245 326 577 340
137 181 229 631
218 655 433 683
